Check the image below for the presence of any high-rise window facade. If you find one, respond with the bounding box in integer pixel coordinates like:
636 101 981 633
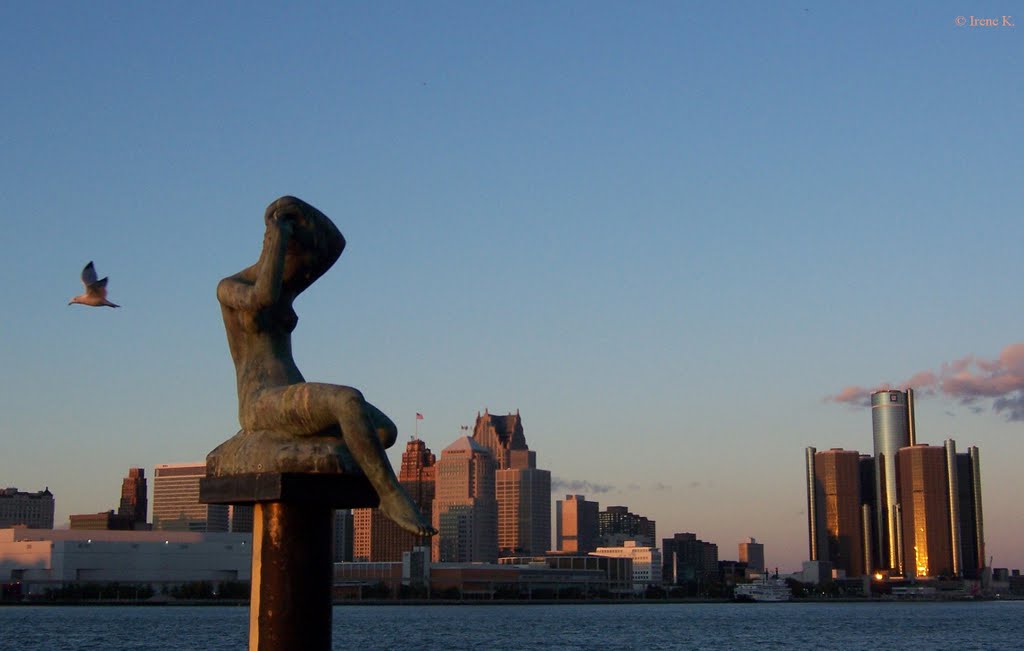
152 463 228 532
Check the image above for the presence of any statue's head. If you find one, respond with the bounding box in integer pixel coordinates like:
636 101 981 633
264 196 345 295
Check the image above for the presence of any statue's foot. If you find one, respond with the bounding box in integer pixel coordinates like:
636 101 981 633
379 487 437 537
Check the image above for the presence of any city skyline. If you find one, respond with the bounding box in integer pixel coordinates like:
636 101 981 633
2 3 1022 574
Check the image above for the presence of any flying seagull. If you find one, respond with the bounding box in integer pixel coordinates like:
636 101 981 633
69 261 120 308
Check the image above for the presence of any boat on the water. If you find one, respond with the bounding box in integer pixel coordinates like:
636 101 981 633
733 577 792 602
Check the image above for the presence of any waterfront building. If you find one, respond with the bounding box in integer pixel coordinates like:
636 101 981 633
472 410 552 557
334 554 633 598
432 436 497 563
556 494 600 553
118 467 148 527
662 532 718 584
599 506 656 547
353 438 436 561
152 463 228 532
0 526 250 595
0 487 54 529
738 537 764 572
807 448 865 577
871 388 915 572
592 540 662 591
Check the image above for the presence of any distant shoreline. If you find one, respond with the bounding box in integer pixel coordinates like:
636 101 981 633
4 595 1019 607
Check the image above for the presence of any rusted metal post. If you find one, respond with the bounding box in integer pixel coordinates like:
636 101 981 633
249 502 333 651
201 472 378 651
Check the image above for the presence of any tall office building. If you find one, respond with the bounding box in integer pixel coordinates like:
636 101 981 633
117 468 148 527
471 410 551 556
599 506 656 546
353 438 437 562
954 445 985 578
806 448 865 577
895 440 986 579
738 537 764 572
871 388 915 572
897 444 953 578
0 487 54 529
807 389 987 580
152 463 228 532
556 494 600 553
432 436 497 563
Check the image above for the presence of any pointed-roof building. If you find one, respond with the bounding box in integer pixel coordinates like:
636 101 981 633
472 409 551 556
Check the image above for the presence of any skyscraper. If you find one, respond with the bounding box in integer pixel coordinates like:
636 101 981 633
471 409 527 469
871 388 915 572
117 467 148 528
898 444 953 578
807 448 865 577
152 463 228 532
954 445 986 578
556 494 600 553
806 389 987 580
738 537 764 572
471 410 551 557
353 438 437 562
432 436 497 563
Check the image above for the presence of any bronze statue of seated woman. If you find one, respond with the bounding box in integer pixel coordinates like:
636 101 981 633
209 196 433 537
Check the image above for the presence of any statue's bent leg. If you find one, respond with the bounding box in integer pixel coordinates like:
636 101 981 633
247 383 433 537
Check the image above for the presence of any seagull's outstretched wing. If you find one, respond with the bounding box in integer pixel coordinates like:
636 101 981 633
81 261 98 287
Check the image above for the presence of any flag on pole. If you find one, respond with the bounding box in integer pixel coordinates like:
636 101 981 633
416 413 424 420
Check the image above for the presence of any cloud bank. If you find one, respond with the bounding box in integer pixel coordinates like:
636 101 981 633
551 478 615 495
826 343 1024 421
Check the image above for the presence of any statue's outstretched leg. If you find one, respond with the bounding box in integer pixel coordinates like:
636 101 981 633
246 383 435 536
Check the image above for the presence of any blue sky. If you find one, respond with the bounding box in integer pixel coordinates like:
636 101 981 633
2 2 1021 572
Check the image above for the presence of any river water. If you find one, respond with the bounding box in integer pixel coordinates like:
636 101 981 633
1 601 1020 650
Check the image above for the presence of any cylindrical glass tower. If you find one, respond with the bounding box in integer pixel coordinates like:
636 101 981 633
871 389 911 572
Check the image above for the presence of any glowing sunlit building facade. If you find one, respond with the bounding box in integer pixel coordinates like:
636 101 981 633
472 410 552 557
556 495 600 553
152 463 228 533
354 438 436 562
897 444 952 578
806 448 865 578
432 436 497 563
805 387 986 579
896 440 986 579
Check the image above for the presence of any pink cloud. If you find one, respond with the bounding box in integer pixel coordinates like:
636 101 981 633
828 343 1024 421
